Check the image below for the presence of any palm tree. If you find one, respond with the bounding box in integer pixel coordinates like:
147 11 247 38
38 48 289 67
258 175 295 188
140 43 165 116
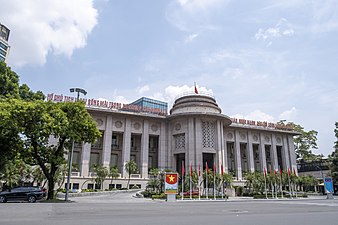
0 161 20 189
125 160 138 189
92 165 109 190
109 166 120 189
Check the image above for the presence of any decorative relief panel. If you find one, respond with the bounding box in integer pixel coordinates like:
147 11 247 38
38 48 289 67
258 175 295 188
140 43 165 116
133 122 141 130
240 133 246 140
227 132 233 139
151 124 158 132
175 123 181 131
253 135 258 142
96 119 103 127
202 121 215 148
174 134 185 149
115 121 123 128
265 136 270 142
276 137 282 144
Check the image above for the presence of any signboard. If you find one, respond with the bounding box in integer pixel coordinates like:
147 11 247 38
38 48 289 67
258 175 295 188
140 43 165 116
164 173 178 195
324 177 333 194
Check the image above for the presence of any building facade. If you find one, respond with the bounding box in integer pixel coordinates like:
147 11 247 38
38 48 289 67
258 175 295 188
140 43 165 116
0 23 10 62
60 92 298 190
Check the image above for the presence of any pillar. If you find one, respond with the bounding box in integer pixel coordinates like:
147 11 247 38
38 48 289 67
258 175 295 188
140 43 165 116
102 115 112 169
141 120 149 178
234 130 242 180
80 143 91 177
122 118 131 178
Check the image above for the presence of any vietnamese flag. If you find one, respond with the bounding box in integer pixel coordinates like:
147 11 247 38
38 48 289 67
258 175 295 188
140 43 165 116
194 82 199 94
280 168 283 175
198 164 201 176
166 174 178 185
214 163 217 174
288 168 291 177
221 164 224 176
190 163 193 177
264 168 267 177
293 168 297 177
182 161 185 176
206 162 209 174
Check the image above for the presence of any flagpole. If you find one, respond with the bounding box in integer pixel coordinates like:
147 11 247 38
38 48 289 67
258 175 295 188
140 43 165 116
189 163 192 200
221 165 224 200
288 168 293 199
213 164 216 200
274 170 278 199
280 169 283 198
181 160 184 201
198 164 201 201
206 162 209 199
270 169 274 199
264 168 267 199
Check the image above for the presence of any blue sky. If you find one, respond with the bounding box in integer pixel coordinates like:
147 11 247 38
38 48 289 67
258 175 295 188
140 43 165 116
1 0 338 156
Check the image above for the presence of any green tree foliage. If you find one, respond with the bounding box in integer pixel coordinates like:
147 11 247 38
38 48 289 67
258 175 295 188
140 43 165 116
0 99 100 199
92 165 109 190
125 160 138 189
329 122 338 183
109 166 120 185
278 120 319 161
0 61 19 99
0 61 45 172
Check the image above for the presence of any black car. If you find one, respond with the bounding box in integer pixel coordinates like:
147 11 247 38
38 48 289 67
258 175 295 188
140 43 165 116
0 186 46 203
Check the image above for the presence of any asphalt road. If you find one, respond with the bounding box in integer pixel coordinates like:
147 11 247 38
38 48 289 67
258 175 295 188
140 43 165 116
0 193 337 225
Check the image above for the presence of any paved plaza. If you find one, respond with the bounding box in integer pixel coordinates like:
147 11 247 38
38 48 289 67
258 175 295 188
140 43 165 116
0 192 337 225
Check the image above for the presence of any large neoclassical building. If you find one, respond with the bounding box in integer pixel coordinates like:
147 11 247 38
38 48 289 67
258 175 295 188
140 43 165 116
48 91 298 190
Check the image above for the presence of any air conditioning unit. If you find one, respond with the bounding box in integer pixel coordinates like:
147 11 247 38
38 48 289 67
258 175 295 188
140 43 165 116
71 172 80 177
89 172 97 177
130 174 141 179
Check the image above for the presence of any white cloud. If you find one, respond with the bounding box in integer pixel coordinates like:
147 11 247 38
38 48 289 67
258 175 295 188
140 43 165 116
137 85 150 94
255 18 294 45
165 0 230 32
112 95 129 104
239 110 275 122
1 0 98 66
184 33 199 43
279 107 297 121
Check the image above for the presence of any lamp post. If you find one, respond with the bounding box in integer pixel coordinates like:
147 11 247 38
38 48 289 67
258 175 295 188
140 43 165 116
65 88 87 201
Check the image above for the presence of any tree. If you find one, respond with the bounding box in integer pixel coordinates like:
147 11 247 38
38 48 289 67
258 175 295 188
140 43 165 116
278 120 319 161
0 61 45 175
329 122 338 184
92 165 109 190
0 99 101 199
125 160 138 189
109 166 120 189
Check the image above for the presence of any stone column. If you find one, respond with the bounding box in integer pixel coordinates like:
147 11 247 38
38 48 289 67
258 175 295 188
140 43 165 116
282 135 290 170
195 118 203 173
102 115 112 169
223 131 229 173
259 133 267 172
220 122 225 174
141 120 149 178
271 134 279 171
288 135 297 173
234 130 242 180
80 143 91 177
122 118 131 178
187 117 195 170
158 121 167 170
167 122 173 170
216 120 223 173
247 131 255 172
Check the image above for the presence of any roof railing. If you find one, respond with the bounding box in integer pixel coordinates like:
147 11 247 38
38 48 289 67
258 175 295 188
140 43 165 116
174 91 215 101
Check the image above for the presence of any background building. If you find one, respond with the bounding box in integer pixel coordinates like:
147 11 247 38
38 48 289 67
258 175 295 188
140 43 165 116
0 23 10 62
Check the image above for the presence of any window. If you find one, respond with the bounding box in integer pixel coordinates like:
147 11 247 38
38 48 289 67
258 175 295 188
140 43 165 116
87 184 94 190
72 183 79 189
174 134 185 149
202 121 215 148
89 152 100 171
110 154 118 168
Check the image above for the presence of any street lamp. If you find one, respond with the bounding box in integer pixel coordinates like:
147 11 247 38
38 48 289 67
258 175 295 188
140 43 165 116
65 88 87 201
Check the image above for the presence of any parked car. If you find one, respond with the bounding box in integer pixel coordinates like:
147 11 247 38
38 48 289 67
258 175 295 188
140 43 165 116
0 186 46 203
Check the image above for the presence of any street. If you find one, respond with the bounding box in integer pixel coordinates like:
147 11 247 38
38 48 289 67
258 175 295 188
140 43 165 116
0 193 337 225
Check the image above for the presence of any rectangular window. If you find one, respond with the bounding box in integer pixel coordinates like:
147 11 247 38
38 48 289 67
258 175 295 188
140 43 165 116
87 183 94 190
110 154 118 168
89 152 100 171
72 183 79 189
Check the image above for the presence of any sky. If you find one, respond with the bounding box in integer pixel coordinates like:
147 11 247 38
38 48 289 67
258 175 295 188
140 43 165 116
1 0 338 156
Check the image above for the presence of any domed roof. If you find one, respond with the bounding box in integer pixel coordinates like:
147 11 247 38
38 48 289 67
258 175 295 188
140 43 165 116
168 92 232 125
